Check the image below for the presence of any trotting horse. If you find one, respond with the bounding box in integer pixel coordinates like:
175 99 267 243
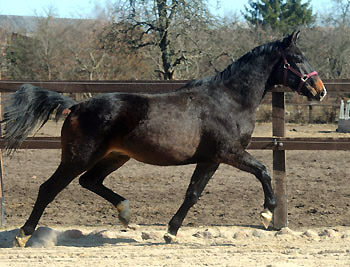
2 31 326 247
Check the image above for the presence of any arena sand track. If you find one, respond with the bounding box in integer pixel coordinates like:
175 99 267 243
0 122 350 266
1 225 350 266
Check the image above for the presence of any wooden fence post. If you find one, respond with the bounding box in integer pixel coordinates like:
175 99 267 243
308 104 313 123
0 151 3 227
272 91 288 229
0 92 4 226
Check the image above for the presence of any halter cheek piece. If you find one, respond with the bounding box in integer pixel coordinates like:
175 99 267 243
280 48 318 95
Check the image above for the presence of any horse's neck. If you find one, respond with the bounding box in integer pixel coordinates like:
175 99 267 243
225 51 280 110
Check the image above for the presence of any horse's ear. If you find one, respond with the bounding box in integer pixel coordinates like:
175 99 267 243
282 30 300 48
291 30 300 44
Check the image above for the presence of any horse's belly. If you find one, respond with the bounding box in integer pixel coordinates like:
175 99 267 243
130 150 194 166
111 144 197 166
108 131 201 166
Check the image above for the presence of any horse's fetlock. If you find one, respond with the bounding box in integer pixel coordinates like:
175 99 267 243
271 199 277 209
265 198 276 211
117 200 130 227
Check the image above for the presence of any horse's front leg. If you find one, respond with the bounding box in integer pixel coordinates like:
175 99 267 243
164 162 219 243
221 150 276 229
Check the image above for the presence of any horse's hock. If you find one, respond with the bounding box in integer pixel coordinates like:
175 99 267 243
338 99 350 133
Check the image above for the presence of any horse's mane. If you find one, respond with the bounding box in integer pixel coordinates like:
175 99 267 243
184 39 282 89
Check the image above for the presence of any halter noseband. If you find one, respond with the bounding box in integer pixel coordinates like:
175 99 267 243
280 47 318 94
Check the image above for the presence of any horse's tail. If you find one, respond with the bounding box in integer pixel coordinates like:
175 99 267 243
1 84 77 153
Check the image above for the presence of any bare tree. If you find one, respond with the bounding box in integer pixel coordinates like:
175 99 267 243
5 14 81 80
34 15 73 80
301 0 350 79
103 0 219 80
326 0 350 26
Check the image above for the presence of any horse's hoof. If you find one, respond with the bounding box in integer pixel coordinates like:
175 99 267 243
13 229 31 248
260 208 273 229
118 214 129 228
117 200 130 228
164 233 176 244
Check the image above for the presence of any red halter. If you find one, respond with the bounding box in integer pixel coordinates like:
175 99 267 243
280 48 318 94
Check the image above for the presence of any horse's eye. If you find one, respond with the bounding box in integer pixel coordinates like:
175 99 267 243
289 55 302 63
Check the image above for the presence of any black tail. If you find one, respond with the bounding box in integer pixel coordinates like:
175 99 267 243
1 84 77 152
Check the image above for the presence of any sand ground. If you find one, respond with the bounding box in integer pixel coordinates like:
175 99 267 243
0 122 349 266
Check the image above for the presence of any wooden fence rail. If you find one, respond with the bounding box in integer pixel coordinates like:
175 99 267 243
0 80 349 228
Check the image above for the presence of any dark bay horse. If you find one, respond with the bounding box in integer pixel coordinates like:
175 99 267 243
2 31 326 247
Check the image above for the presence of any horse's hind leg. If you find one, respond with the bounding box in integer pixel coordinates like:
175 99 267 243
222 150 276 229
164 162 219 243
14 162 84 247
78 153 130 227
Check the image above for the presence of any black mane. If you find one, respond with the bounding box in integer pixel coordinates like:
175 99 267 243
184 39 282 89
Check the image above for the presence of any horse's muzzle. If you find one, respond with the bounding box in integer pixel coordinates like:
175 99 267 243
318 87 327 101
313 77 327 101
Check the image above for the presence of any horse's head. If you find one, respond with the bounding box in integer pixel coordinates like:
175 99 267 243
274 31 327 101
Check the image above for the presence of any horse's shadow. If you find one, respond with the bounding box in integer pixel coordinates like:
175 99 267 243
1 224 276 248
0 227 138 248
0 228 18 248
